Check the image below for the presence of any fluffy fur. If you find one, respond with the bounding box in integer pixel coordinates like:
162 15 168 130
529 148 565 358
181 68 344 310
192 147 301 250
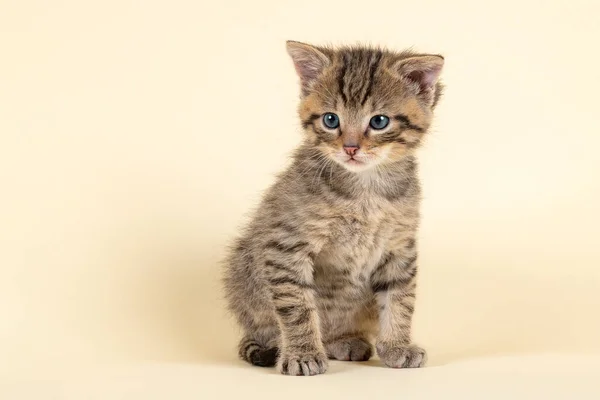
222 41 444 375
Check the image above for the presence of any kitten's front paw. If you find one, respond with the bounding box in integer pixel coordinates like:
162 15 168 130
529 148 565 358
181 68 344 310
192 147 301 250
325 336 373 361
277 351 328 376
376 342 427 368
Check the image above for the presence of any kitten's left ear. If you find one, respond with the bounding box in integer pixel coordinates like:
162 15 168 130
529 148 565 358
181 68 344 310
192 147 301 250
286 41 331 95
394 55 444 98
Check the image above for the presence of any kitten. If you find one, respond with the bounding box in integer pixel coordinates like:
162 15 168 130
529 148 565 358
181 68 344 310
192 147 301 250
222 41 444 376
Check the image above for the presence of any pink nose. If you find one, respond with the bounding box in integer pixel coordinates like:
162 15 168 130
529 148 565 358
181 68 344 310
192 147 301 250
343 146 359 156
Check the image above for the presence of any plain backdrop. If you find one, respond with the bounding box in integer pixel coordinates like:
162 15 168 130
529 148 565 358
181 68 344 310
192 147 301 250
1 0 600 384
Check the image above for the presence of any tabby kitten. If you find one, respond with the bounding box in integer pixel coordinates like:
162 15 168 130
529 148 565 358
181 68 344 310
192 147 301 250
223 41 444 376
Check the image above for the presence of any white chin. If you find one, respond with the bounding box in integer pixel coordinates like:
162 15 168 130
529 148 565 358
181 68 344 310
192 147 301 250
339 159 374 172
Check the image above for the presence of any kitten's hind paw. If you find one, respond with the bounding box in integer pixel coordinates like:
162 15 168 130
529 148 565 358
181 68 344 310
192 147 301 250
277 351 328 376
376 343 427 368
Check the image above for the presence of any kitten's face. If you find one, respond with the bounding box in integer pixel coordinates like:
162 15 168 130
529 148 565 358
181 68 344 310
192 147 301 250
287 42 444 172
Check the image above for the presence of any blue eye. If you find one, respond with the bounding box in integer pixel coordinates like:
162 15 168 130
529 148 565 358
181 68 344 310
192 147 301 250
369 115 390 130
322 113 340 129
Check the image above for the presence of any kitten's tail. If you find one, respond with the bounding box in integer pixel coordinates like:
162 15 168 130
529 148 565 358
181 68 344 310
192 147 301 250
239 337 279 367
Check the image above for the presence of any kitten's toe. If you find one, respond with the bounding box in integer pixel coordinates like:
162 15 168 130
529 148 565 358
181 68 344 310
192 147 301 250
278 351 328 376
326 336 373 361
376 343 427 368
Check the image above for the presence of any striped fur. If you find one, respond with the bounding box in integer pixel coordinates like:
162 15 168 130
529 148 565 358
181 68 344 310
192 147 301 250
222 41 444 375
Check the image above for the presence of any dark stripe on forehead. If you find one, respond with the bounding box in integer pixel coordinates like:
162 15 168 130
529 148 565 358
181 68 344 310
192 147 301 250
337 54 348 105
337 48 384 106
345 51 365 105
360 51 382 106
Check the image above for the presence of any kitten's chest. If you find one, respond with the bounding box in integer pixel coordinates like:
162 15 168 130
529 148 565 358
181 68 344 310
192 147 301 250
313 206 394 282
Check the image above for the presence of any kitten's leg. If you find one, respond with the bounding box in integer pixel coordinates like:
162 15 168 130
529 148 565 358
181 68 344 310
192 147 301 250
265 242 328 376
370 242 426 368
224 241 281 368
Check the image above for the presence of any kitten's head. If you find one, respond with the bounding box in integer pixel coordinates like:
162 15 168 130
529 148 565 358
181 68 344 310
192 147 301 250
287 41 444 172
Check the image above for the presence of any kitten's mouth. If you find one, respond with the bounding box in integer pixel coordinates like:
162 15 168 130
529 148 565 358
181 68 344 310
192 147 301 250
346 158 364 165
329 150 375 171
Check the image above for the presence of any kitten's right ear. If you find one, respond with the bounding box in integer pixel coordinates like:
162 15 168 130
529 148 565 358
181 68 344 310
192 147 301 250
393 54 444 98
286 41 331 95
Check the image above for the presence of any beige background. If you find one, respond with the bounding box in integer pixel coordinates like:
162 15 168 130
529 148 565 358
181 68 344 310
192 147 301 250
1 0 600 385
